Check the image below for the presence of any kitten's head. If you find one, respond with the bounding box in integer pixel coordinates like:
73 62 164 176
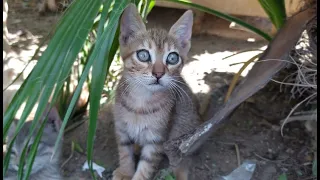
7 104 62 174
119 3 193 92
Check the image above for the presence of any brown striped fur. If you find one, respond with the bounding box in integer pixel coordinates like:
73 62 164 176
112 3 200 180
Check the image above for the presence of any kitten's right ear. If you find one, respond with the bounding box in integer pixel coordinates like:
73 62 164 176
169 10 193 55
119 3 146 45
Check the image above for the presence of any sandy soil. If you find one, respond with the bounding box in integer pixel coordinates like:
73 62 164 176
5 2 315 180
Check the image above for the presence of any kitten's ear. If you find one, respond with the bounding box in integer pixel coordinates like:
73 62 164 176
42 104 62 133
169 10 193 54
119 3 146 45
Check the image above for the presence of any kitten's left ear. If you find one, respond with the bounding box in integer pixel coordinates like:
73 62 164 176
169 10 193 54
42 104 62 133
119 3 146 46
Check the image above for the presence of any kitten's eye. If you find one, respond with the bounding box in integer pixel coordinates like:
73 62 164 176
166 52 179 65
136 49 151 62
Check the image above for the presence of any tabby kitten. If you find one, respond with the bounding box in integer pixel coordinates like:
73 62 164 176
4 105 63 180
112 4 200 180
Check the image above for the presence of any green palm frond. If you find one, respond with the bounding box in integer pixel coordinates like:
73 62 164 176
258 0 286 29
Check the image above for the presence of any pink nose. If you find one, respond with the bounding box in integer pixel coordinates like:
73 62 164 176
153 72 164 79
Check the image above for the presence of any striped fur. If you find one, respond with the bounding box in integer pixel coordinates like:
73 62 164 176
4 105 63 180
112 4 200 180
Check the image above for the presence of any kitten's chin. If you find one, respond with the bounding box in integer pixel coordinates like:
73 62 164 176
147 83 167 91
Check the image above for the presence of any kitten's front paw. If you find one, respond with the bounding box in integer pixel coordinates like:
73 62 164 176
112 168 133 180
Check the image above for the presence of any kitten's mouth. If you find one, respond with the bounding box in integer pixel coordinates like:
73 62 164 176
149 82 164 88
148 81 165 90
149 80 161 86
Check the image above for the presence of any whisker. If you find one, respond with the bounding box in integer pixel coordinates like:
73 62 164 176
119 77 140 98
168 82 180 100
117 78 131 88
171 82 193 108
169 82 190 106
170 78 189 87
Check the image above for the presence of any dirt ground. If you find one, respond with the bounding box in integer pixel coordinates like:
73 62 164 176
6 2 316 180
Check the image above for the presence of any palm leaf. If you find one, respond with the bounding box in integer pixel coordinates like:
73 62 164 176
258 0 286 29
3 0 103 178
86 0 129 178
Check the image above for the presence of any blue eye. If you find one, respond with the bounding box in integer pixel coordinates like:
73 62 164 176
166 52 179 65
137 49 151 62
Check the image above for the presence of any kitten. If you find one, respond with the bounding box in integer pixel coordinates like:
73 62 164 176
112 3 200 180
4 105 63 180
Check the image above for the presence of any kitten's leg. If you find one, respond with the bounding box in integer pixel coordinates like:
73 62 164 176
112 129 135 180
132 144 163 180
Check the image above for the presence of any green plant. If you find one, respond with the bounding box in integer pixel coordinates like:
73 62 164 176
313 158 317 177
258 0 287 30
278 173 288 180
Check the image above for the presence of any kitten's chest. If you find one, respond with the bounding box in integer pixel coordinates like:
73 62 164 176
125 116 167 145
115 89 175 144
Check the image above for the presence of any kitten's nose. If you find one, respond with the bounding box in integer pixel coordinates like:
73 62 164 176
153 72 164 80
